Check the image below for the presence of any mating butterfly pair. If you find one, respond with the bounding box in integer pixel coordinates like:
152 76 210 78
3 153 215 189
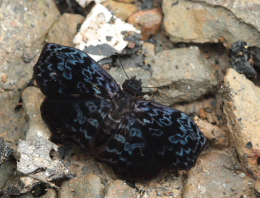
33 43 207 180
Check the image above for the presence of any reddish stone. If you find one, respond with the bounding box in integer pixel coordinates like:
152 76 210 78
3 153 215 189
128 8 163 40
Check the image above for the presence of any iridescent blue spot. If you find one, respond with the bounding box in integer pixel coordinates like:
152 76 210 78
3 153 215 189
77 82 89 93
129 128 142 137
177 113 195 135
131 143 144 150
88 118 98 127
63 70 72 80
124 142 131 154
85 102 97 112
159 114 172 126
114 134 126 143
82 68 92 80
107 148 121 155
83 131 92 140
149 128 163 136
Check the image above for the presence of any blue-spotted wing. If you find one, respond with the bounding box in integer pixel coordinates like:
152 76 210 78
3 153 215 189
33 43 207 181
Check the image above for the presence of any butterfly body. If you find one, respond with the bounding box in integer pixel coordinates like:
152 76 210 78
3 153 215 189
34 43 207 180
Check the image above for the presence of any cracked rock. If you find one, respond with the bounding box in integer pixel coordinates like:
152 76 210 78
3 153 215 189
17 135 74 187
222 68 260 178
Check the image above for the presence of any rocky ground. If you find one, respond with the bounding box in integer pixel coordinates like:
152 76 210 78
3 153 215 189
0 0 260 197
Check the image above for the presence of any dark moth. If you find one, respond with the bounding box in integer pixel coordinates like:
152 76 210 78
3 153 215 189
33 43 207 181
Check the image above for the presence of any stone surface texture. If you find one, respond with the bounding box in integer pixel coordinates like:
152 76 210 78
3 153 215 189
163 0 260 47
46 13 85 47
150 47 218 106
103 0 138 21
22 87 51 139
0 0 59 145
223 68 260 178
104 180 136 198
183 149 252 197
128 8 163 40
0 0 60 191
59 173 103 198
195 118 229 147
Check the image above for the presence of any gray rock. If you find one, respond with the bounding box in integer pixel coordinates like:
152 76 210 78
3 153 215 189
109 64 151 89
163 0 260 47
59 173 103 198
19 193 35 198
0 138 13 164
150 47 218 106
17 135 73 186
222 68 260 178
194 0 260 33
183 149 251 197
0 138 14 190
0 160 16 190
0 0 60 159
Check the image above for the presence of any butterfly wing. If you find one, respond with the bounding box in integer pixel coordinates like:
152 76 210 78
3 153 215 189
41 98 111 151
33 43 121 99
133 100 207 170
95 113 160 181
33 43 207 180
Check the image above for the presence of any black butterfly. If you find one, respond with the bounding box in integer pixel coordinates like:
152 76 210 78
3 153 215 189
33 43 207 181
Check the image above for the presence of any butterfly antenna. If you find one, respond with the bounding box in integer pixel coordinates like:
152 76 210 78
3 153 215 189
116 53 168 90
117 54 130 79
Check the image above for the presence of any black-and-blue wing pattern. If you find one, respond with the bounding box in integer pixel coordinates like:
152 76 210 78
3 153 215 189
96 112 161 179
133 101 206 170
33 44 120 99
41 98 111 151
33 43 207 181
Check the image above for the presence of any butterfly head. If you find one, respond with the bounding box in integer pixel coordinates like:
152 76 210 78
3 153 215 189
122 76 142 96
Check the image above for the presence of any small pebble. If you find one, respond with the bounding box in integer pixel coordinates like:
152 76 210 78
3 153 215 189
1 73 8 83
239 173 246 178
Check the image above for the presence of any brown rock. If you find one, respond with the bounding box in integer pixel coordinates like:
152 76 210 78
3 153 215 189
105 180 136 198
1 73 8 83
255 179 260 195
163 0 260 47
128 8 163 40
46 13 85 47
59 173 103 198
115 0 137 3
103 0 138 21
194 117 229 147
136 172 184 197
22 87 50 139
173 95 225 127
222 68 260 177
